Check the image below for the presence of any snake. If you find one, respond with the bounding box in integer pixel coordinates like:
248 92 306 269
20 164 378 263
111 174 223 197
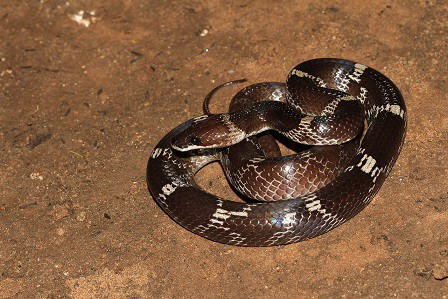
146 58 406 246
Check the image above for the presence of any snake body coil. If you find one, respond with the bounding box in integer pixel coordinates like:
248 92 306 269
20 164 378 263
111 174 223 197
147 58 406 246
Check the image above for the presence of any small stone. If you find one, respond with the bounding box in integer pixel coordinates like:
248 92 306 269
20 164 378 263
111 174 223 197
30 171 44 180
52 205 70 220
56 228 65 236
76 211 86 222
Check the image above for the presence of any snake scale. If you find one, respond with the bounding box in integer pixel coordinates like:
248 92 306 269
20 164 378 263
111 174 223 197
146 58 406 246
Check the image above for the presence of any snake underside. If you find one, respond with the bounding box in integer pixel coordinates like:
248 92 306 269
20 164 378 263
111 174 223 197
146 58 406 246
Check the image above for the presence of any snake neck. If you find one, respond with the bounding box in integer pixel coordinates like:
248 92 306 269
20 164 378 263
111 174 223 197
229 101 304 135
228 100 363 146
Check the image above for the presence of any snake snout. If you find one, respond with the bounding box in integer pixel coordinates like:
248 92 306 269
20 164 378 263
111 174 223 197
171 114 247 151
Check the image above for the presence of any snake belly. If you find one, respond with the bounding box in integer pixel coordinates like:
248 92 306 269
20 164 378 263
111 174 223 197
146 58 406 246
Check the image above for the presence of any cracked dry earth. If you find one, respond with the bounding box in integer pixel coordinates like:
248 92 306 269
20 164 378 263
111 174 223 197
0 1 447 298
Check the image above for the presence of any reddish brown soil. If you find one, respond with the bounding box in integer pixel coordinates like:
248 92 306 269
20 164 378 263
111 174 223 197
0 1 447 298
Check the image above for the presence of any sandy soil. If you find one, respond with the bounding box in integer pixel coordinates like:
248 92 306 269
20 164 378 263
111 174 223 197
0 1 447 298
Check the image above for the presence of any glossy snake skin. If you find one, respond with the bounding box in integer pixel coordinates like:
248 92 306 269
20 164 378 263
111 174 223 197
146 58 406 246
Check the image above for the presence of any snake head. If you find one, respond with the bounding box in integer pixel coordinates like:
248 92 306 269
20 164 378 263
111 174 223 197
171 114 246 152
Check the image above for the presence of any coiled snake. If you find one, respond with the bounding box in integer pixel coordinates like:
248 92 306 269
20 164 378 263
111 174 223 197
146 58 406 246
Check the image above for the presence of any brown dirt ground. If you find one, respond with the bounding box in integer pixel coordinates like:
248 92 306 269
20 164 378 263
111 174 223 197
0 1 447 298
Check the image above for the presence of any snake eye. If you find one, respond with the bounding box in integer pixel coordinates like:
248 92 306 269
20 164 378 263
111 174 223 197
190 136 201 145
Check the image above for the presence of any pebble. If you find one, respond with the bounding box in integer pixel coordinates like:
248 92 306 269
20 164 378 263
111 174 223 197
76 211 87 222
30 171 44 180
52 205 70 220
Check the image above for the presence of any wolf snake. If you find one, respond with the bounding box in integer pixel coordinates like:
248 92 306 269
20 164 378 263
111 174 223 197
146 58 406 246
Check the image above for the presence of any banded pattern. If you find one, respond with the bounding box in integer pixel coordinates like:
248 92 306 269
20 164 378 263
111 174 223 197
146 58 406 246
